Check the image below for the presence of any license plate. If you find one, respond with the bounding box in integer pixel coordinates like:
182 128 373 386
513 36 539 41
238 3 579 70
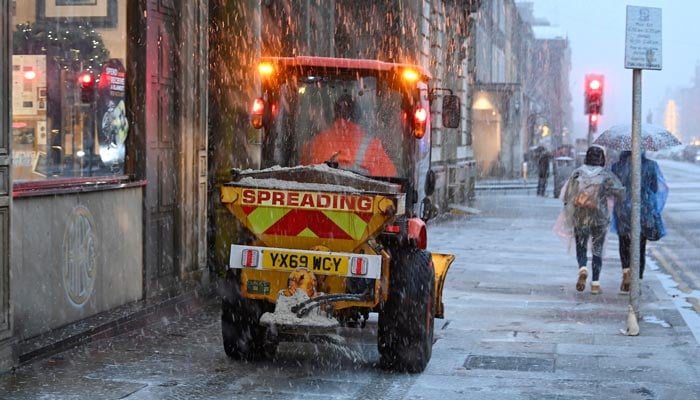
262 249 349 276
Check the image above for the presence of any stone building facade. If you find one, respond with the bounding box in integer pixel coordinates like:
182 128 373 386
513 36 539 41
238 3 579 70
470 0 572 178
518 2 573 154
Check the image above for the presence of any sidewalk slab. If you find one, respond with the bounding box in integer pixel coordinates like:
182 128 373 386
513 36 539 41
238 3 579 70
422 192 700 399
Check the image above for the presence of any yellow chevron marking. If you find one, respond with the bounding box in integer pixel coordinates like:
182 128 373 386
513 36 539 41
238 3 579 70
297 227 319 238
248 207 288 233
323 210 368 241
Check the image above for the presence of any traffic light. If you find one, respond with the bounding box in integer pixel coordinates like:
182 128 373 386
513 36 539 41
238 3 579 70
584 74 604 115
78 71 95 103
589 113 599 133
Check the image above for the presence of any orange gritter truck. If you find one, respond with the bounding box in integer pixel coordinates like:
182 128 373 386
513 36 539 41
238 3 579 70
219 56 459 372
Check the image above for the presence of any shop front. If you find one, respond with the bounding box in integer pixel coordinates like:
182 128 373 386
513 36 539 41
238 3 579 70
1 0 211 371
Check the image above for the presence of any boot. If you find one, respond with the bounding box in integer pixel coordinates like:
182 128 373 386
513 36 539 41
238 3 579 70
620 268 631 293
591 281 601 295
576 266 588 292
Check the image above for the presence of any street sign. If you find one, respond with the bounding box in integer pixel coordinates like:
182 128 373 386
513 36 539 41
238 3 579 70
625 6 662 70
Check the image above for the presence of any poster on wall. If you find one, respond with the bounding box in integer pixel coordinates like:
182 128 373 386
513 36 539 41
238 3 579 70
11 55 47 116
96 59 128 171
37 0 118 28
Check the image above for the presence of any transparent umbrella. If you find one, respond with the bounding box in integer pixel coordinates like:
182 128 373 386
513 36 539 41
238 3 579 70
593 123 682 151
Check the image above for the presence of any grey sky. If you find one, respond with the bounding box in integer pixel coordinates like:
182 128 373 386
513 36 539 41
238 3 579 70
531 0 700 141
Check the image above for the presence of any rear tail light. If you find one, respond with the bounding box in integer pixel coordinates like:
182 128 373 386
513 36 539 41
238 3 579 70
241 249 259 267
251 98 265 129
384 224 401 233
413 106 428 138
350 257 368 276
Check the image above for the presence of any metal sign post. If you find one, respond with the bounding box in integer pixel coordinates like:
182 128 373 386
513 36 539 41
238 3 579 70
629 69 642 317
624 5 662 327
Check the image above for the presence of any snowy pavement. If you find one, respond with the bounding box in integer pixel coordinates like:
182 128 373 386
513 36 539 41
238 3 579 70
1 190 699 399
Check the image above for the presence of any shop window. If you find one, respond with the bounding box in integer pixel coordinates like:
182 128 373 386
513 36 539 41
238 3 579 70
11 0 126 189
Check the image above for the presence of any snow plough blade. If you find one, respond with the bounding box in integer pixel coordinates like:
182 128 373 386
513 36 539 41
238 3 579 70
431 252 455 319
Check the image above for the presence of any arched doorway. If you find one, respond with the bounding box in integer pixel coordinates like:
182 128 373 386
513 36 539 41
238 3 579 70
472 93 502 177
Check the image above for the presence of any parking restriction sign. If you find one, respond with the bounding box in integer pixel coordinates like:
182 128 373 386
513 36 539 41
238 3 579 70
625 6 662 70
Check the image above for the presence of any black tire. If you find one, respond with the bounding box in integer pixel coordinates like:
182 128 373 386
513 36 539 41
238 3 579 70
378 248 435 373
220 274 275 360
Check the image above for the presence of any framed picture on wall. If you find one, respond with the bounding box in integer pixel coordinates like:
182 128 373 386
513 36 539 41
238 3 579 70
32 152 48 178
37 0 118 28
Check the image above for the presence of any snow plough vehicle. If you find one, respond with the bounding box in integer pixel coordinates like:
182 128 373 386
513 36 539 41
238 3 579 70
219 56 459 372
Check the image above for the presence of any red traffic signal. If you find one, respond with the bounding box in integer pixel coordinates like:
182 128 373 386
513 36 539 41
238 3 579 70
589 113 599 133
584 74 604 115
78 71 95 103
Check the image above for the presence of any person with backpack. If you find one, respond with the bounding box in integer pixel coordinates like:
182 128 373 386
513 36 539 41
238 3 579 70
610 151 668 293
554 145 624 294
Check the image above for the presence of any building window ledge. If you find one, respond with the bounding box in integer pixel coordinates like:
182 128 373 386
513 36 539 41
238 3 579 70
13 176 146 198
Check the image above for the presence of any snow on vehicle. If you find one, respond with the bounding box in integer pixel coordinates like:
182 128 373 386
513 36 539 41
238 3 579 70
219 56 459 372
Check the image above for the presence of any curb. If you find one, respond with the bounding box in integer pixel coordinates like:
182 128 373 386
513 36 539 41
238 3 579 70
475 183 537 190
18 286 216 365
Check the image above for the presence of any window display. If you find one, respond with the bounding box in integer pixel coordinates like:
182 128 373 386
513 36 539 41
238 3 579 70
11 0 126 184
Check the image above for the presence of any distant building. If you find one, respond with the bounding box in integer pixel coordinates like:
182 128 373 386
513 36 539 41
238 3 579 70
471 0 528 178
467 0 571 179
518 2 573 153
662 63 700 144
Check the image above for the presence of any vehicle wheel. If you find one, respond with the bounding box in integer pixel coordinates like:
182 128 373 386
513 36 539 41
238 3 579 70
221 279 274 360
378 248 435 373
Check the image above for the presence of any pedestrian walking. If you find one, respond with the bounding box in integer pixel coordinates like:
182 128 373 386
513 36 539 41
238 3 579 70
553 145 624 294
610 150 668 293
537 149 552 196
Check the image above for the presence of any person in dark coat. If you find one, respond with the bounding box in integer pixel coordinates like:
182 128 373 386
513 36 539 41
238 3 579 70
536 149 552 196
611 151 668 293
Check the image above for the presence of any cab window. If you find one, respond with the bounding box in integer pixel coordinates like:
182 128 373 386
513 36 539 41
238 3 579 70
271 75 407 176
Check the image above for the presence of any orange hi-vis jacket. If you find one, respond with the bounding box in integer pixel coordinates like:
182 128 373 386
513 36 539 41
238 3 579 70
302 120 397 177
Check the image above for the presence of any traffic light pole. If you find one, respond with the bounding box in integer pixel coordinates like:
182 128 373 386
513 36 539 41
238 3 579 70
84 102 95 176
587 117 593 148
77 71 96 176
